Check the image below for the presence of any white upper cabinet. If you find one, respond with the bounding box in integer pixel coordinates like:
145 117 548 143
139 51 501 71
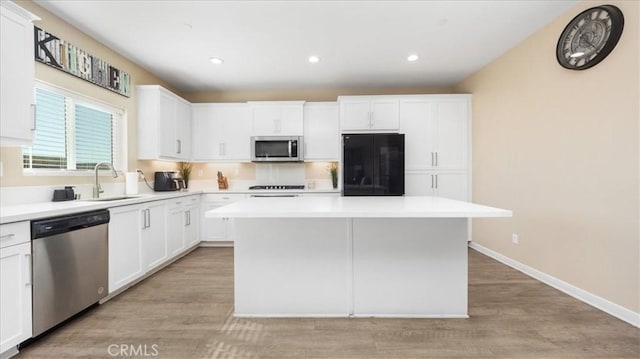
400 95 470 171
191 103 251 161
137 85 191 160
339 96 399 131
0 2 39 146
303 102 339 161
249 101 304 136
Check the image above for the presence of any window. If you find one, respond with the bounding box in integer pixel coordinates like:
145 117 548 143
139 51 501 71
23 84 125 173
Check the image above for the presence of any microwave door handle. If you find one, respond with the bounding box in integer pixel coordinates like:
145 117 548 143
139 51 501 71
288 141 292 158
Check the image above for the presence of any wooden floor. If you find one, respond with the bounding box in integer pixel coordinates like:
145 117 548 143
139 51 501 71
18 247 639 359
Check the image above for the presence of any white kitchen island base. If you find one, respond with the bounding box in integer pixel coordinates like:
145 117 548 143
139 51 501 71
207 196 511 318
234 217 468 317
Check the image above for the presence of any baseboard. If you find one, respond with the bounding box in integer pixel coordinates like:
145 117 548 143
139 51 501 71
468 242 639 328
199 241 234 247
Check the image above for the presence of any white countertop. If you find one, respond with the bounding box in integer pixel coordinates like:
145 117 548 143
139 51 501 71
205 196 512 218
0 191 202 224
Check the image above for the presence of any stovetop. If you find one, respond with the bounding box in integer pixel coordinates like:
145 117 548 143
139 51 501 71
248 185 305 190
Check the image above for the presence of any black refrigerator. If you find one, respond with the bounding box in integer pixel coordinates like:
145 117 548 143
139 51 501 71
342 133 405 196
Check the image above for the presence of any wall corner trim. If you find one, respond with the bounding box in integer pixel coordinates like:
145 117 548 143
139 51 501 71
468 242 640 328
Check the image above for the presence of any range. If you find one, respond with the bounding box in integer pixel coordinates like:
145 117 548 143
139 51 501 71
249 185 305 190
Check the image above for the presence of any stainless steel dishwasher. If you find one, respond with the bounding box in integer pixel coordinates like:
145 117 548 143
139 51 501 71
30 209 109 337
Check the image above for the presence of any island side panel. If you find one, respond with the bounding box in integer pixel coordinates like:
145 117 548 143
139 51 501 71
352 218 468 317
233 218 351 317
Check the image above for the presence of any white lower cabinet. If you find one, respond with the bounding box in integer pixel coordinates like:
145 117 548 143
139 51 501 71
108 205 144 293
0 237 31 355
141 202 168 271
167 204 185 257
0 221 32 356
185 204 200 248
405 171 469 201
166 195 201 256
201 194 246 243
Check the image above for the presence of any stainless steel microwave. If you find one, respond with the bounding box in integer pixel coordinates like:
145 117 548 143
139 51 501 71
251 136 303 162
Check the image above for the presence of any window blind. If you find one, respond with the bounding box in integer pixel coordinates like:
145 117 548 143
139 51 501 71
23 87 122 172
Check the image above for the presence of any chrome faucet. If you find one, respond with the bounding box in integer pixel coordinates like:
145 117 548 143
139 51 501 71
93 162 118 198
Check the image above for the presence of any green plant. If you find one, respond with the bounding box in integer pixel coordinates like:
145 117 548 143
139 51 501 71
178 162 192 186
329 163 338 188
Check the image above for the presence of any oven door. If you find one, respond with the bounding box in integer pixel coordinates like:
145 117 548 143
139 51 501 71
251 136 303 162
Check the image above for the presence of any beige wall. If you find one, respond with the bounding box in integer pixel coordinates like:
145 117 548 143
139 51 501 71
0 0 182 187
455 0 639 313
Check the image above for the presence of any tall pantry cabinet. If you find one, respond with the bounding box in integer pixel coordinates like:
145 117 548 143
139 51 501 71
399 95 471 201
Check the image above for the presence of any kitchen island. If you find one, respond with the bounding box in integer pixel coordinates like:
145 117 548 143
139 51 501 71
206 196 511 318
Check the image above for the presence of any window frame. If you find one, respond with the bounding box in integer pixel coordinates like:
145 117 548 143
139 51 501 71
23 81 128 176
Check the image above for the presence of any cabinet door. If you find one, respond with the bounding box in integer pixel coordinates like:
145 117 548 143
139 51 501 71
400 99 435 170
224 105 252 160
142 202 167 271
0 4 35 146
340 100 371 131
185 205 200 248
108 206 143 293
201 202 229 241
0 242 32 353
192 105 225 160
434 100 469 170
175 100 191 160
158 92 177 158
434 171 469 201
404 172 436 196
371 99 399 130
252 106 280 136
304 103 339 160
166 206 185 257
279 105 303 136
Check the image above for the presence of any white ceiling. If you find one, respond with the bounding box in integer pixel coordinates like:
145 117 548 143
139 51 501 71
34 0 578 93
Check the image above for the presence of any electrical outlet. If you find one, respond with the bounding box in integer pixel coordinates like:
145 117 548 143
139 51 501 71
197 169 204 177
0 161 3 177
512 233 519 244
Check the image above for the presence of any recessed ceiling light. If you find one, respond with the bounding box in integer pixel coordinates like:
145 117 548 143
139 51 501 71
210 57 224 65
407 54 419 62
308 56 320 63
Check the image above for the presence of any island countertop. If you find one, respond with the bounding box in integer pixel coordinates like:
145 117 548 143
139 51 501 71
205 196 512 218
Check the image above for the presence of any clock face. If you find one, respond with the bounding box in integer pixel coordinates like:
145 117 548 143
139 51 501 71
556 5 624 70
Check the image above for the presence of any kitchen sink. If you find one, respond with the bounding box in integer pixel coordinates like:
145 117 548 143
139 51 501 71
84 195 141 201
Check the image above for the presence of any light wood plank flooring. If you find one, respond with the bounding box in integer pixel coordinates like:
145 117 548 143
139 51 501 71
17 248 639 358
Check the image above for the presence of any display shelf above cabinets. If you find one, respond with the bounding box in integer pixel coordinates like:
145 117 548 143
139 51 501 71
338 96 399 132
0 1 39 146
137 85 191 160
191 103 251 162
248 101 304 136
303 102 339 161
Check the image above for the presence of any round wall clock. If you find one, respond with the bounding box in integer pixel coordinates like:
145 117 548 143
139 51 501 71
556 5 624 70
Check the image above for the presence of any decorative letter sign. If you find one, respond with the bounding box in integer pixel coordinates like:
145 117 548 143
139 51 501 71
34 26 131 97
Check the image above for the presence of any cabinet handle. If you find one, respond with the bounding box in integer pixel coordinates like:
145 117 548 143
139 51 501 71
0 233 16 240
177 139 182 154
431 152 434 166
188 210 191 225
185 211 189 226
25 253 32 286
147 209 151 228
435 152 438 167
141 210 146 229
370 111 374 127
435 174 438 189
431 174 434 189
31 104 37 131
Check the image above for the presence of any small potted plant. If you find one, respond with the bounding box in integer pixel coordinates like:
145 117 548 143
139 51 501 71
178 162 192 188
329 163 338 189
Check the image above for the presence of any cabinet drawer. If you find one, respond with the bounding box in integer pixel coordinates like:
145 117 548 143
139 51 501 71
0 221 30 248
203 194 246 203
